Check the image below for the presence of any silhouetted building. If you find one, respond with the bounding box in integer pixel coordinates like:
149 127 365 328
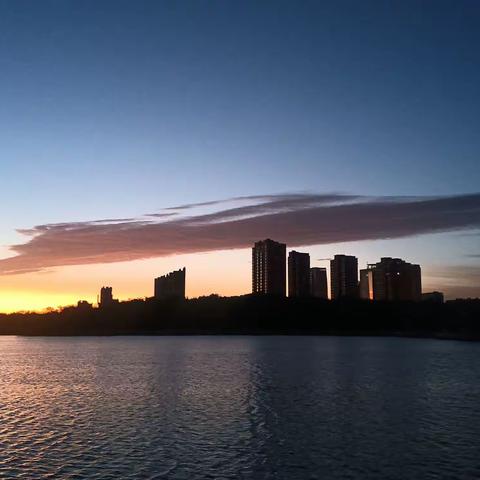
361 258 422 301
330 254 358 299
359 268 375 300
310 267 328 299
154 268 186 300
422 291 444 304
288 251 310 297
99 286 115 307
77 300 93 310
252 239 286 296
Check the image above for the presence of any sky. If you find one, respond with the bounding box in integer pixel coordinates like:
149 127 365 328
0 0 479 312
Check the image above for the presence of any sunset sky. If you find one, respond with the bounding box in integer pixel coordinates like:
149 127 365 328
0 0 479 312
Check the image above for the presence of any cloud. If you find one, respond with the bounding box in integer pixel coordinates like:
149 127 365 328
144 212 179 219
164 199 230 210
1 192 480 275
163 193 360 214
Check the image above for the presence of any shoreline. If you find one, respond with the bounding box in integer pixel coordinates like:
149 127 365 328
1 295 479 341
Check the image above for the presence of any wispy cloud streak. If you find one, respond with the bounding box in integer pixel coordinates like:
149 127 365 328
1 193 480 275
424 265 480 299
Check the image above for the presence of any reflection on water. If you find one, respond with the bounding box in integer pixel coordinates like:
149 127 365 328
0 336 479 479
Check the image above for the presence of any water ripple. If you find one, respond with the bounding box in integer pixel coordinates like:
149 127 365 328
0 336 479 479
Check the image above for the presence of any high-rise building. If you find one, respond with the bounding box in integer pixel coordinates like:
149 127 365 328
99 286 114 307
310 267 328 299
360 258 421 301
252 239 286 296
154 268 186 300
374 258 421 301
359 268 375 300
288 251 310 297
330 254 358 299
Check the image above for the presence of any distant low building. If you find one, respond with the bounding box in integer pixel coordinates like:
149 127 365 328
77 300 93 310
310 267 328 299
422 291 444 304
154 268 186 300
288 251 310 297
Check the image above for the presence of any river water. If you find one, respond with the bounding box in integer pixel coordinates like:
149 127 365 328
0 335 479 479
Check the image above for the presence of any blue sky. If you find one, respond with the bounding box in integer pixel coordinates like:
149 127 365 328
0 0 479 308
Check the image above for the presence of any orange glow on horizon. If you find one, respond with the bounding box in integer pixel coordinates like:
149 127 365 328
0 291 81 314
0 249 252 313
0 241 475 313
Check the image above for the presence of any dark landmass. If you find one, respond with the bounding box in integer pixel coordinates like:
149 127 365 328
0 295 479 340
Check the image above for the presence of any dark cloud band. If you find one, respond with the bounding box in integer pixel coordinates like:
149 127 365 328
1 192 479 275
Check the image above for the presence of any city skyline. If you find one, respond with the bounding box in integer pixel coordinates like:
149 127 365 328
49 240 443 312
0 1 479 312
0 195 479 312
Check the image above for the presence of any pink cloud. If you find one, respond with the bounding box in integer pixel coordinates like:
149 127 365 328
1 192 479 275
